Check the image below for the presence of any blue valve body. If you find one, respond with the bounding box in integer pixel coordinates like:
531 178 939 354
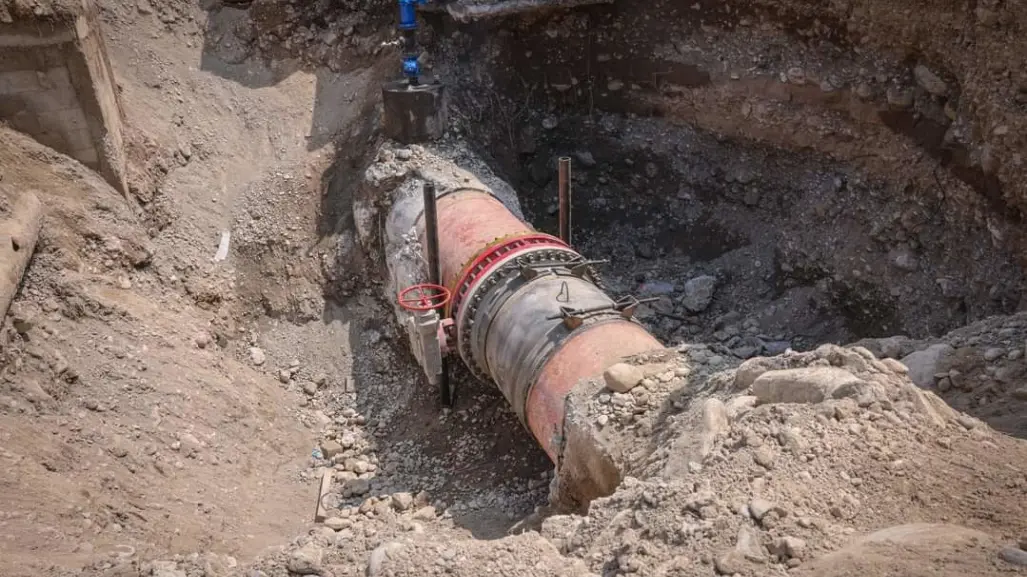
398 0 419 30
398 0 428 81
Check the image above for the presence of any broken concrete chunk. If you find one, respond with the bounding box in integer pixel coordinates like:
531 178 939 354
751 367 864 404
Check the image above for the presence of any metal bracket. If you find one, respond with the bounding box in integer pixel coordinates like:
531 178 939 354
614 295 659 319
545 294 659 328
407 309 445 384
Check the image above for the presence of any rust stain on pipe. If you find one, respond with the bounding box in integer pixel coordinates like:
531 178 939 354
527 321 664 461
429 191 531 289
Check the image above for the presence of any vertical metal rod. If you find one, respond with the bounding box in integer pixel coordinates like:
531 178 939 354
423 181 441 286
558 157 572 246
422 181 452 406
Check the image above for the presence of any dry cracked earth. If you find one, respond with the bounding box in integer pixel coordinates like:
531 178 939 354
1 0 1027 576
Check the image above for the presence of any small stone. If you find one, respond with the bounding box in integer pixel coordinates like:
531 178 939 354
574 151 597 167
890 248 919 272
748 498 777 521
194 333 210 349
914 64 948 96
937 377 952 392
1012 388 1027 401
886 86 914 109
542 116 558 130
249 347 266 366
604 363 643 393
287 543 323 575
736 525 767 562
279 370 292 384
392 492 414 511
774 536 807 559
321 440 344 459
786 67 805 85
323 517 348 531
753 445 776 469
345 478 371 497
999 547 1027 567
395 148 412 160
714 551 746 575
412 506 436 520
607 80 624 91
303 382 318 396
682 275 717 313
118 277 132 290
984 347 1005 362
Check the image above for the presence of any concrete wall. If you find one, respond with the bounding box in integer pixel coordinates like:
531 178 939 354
0 0 127 193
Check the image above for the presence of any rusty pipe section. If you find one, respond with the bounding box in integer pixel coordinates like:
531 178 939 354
412 186 664 464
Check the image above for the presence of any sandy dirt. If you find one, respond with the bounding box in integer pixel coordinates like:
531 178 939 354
1 0 1027 576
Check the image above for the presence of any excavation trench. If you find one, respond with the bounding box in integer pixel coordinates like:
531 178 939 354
465 114 1023 354
204 0 1027 528
343 79 1026 516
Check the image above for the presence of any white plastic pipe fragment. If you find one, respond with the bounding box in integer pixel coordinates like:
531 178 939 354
213 231 231 262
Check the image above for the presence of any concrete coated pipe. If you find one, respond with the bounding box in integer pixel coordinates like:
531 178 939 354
374 145 664 507
411 185 663 460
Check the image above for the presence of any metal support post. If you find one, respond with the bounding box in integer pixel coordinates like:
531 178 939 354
558 157 572 246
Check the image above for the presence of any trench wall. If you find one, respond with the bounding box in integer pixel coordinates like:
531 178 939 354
0 0 126 193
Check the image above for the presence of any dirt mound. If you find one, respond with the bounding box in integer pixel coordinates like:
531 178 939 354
0 125 316 577
133 342 1027 577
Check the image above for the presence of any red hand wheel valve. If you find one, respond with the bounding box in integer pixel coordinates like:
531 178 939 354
398 283 451 312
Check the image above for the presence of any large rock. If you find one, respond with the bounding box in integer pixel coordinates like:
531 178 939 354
901 344 955 387
751 367 865 404
733 356 790 390
603 363 643 393
681 275 717 313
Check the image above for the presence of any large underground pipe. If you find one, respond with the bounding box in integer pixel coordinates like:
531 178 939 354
413 188 663 462
376 148 665 507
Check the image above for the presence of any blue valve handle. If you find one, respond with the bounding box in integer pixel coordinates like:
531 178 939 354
398 0 430 84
